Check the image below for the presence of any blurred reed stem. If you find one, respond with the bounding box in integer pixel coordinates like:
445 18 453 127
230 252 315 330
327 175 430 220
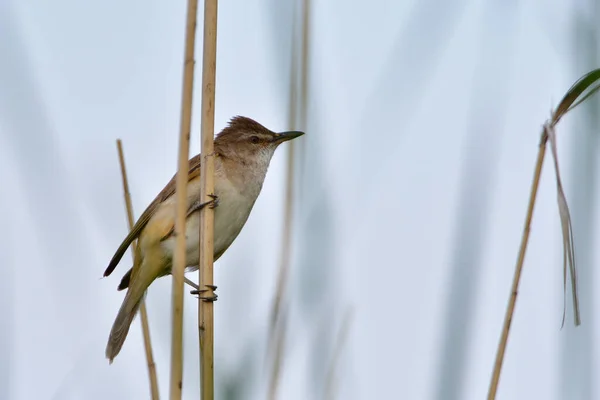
116 139 160 400
267 18 297 400
170 0 199 397
198 0 218 399
324 308 353 400
268 0 309 398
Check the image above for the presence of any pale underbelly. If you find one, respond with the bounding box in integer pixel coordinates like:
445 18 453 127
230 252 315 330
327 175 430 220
160 194 253 270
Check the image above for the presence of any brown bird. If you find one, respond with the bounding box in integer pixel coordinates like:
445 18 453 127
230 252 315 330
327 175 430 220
104 116 304 362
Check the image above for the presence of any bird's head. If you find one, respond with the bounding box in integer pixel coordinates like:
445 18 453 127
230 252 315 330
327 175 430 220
214 116 304 165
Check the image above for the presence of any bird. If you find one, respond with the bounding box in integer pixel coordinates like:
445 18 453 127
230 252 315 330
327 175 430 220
103 115 304 363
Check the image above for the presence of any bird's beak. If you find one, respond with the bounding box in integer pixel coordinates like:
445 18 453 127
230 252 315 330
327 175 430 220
272 130 305 143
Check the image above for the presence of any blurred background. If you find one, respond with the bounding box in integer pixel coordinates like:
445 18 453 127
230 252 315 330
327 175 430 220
1 0 600 399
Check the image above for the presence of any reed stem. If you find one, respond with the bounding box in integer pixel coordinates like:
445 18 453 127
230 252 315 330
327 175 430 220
169 0 199 396
116 139 160 400
487 134 548 400
197 1 218 399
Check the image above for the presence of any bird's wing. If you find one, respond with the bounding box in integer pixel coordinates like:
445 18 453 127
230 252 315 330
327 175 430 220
103 154 202 277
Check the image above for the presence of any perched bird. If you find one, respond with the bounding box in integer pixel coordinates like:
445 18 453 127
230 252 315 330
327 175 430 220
104 116 304 362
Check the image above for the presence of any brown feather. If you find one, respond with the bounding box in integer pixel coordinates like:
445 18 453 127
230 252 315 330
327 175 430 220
103 154 202 277
104 116 270 279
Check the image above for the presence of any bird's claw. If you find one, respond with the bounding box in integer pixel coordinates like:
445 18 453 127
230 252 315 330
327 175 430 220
191 284 218 302
207 194 219 209
160 195 219 241
200 293 218 302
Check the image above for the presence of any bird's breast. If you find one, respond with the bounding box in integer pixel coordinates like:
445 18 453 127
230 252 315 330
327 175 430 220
161 176 259 268
212 178 258 258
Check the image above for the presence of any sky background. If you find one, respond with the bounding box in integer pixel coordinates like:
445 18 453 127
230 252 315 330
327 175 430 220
2 0 600 399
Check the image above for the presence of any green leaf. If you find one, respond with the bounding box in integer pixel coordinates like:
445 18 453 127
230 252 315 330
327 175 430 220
552 68 600 125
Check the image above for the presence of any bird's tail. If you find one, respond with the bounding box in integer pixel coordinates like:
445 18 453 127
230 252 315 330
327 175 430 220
105 257 159 363
105 290 143 363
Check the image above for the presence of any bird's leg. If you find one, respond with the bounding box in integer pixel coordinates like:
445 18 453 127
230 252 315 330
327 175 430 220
186 276 217 302
207 193 219 209
189 193 218 302
185 277 199 291
191 284 218 302
188 193 219 216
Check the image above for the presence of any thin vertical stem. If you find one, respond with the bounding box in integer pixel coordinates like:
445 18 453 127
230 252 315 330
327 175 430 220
198 1 218 399
268 0 309 398
298 0 310 131
324 308 354 400
435 6 516 399
116 139 160 400
170 0 199 397
487 135 548 400
267 9 298 400
269 0 299 340
267 135 295 400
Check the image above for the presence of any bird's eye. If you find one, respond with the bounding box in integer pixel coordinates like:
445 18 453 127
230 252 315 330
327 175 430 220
250 136 260 144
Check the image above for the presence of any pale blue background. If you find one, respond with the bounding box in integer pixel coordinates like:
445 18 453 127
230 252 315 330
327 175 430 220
1 0 598 399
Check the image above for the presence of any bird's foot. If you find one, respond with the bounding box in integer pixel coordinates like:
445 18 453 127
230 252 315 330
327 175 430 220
162 195 221 240
207 193 219 209
188 194 219 216
191 284 218 302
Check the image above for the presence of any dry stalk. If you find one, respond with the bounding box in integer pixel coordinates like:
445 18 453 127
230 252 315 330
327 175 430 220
169 0 199 397
116 139 160 400
487 68 600 399
486 134 547 400
197 1 218 399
